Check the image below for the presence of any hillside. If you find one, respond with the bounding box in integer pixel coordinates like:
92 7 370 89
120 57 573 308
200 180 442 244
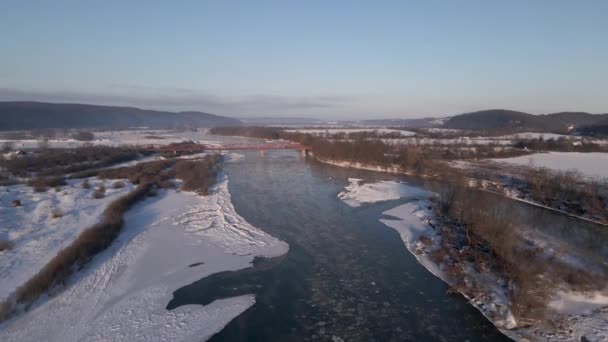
444 109 608 132
0 102 241 130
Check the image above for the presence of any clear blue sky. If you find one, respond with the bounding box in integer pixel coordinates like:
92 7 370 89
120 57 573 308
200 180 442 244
0 1 606 119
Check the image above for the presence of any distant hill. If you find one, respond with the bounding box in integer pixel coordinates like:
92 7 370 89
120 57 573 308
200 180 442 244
353 117 448 128
444 109 608 132
0 101 241 130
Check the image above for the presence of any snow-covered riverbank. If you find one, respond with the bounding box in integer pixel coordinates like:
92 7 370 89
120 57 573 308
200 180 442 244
336 177 608 341
0 174 288 341
335 179 518 333
0 178 134 303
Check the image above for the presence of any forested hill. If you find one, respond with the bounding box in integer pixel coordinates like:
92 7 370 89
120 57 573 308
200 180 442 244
444 109 608 132
0 101 242 130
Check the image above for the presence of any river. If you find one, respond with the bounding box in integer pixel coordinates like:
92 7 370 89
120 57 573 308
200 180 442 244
167 150 515 341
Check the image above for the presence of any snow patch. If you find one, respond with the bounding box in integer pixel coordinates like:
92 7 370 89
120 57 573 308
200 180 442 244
550 291 608 315
494 152 608 180
337 178 431 207
285 128 416 136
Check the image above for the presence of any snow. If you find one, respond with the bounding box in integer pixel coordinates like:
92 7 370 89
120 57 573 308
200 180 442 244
337 178 431 207
285 128 416 136
550 291 608 315
0 175 288 341
423 128 462 133
0 178 134 303
379 203 443 277
223 152 244 163
429 117 451 125
493 132 575 140
493 152 608 180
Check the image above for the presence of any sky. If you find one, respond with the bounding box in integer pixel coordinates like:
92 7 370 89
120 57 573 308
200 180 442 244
0 1 607 119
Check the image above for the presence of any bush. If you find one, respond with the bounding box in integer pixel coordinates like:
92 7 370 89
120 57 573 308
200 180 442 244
82 179 91 189
51 208 63 218
1 141 13 153
96 184 106 194
92 190 105 199
0 239 14 251
98 160 174 185
112 181 126 189
71 131 95 141
28 176 66 192
170 155 220 194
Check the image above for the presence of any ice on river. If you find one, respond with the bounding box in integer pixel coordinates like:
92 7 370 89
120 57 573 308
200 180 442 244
337 178 431 207
0 175 288 342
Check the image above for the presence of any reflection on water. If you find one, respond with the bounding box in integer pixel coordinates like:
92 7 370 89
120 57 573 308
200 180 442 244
169 151 604 341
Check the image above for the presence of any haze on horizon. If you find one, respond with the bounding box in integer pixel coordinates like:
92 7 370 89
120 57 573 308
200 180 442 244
0 0 606 120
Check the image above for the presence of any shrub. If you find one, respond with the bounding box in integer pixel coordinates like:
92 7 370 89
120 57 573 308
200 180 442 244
97 160 174 185
96 184 106 194
82 179 91 189
71 131 95 141
171 155 220 194
1 141 13 153
28 176 66 192
112 181 126 189
0 239 14 251
92 190 105 199
51 208 63 218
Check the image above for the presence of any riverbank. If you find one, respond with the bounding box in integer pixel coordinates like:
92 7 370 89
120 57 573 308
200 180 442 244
314 155 608 227
0 168 289 341
331 160 608 341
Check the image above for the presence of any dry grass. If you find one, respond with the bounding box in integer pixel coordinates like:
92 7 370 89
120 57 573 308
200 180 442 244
81 179 91 189
97 160 174 186
170 155 220 195
28 176 66 192
0 145 140 178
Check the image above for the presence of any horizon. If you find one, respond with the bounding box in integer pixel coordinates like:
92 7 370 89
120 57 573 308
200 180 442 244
1 100 607 122
1 1 607 119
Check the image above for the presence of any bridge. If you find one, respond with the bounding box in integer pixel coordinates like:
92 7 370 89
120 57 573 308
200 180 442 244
137 142 312 156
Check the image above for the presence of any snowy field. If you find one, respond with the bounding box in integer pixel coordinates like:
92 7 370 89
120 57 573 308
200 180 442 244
284 128 416 136
0 178 134 303
493 152 608 180
0 174 288 341
491 132 575 140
